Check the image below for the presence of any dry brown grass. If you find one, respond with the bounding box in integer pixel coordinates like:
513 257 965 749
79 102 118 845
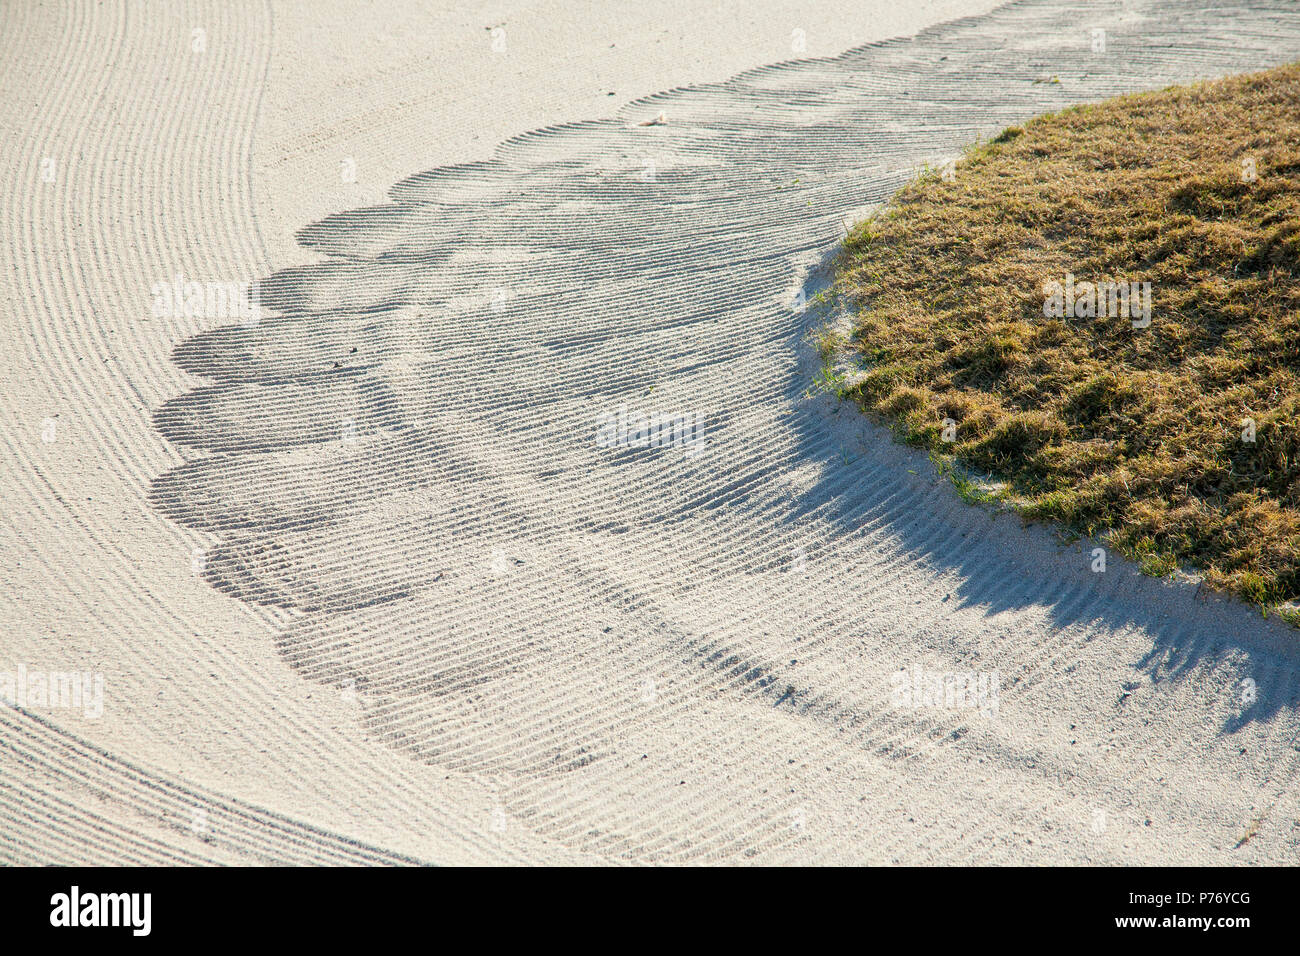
834 62 1300 611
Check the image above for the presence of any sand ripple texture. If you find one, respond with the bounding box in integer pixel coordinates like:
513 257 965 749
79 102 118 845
8 0 1300 864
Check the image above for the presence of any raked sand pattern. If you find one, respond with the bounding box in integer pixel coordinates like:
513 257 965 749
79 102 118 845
7 0 1300 864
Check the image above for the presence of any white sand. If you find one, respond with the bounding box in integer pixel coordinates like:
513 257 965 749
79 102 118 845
4 0 1300 864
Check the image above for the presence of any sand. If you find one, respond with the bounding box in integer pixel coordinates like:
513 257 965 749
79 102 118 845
4 0 1300 865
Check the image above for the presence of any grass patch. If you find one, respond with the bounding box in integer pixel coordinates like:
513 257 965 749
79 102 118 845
832 62 1300 610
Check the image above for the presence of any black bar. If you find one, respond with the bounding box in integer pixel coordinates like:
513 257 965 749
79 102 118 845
0 866 1282 943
